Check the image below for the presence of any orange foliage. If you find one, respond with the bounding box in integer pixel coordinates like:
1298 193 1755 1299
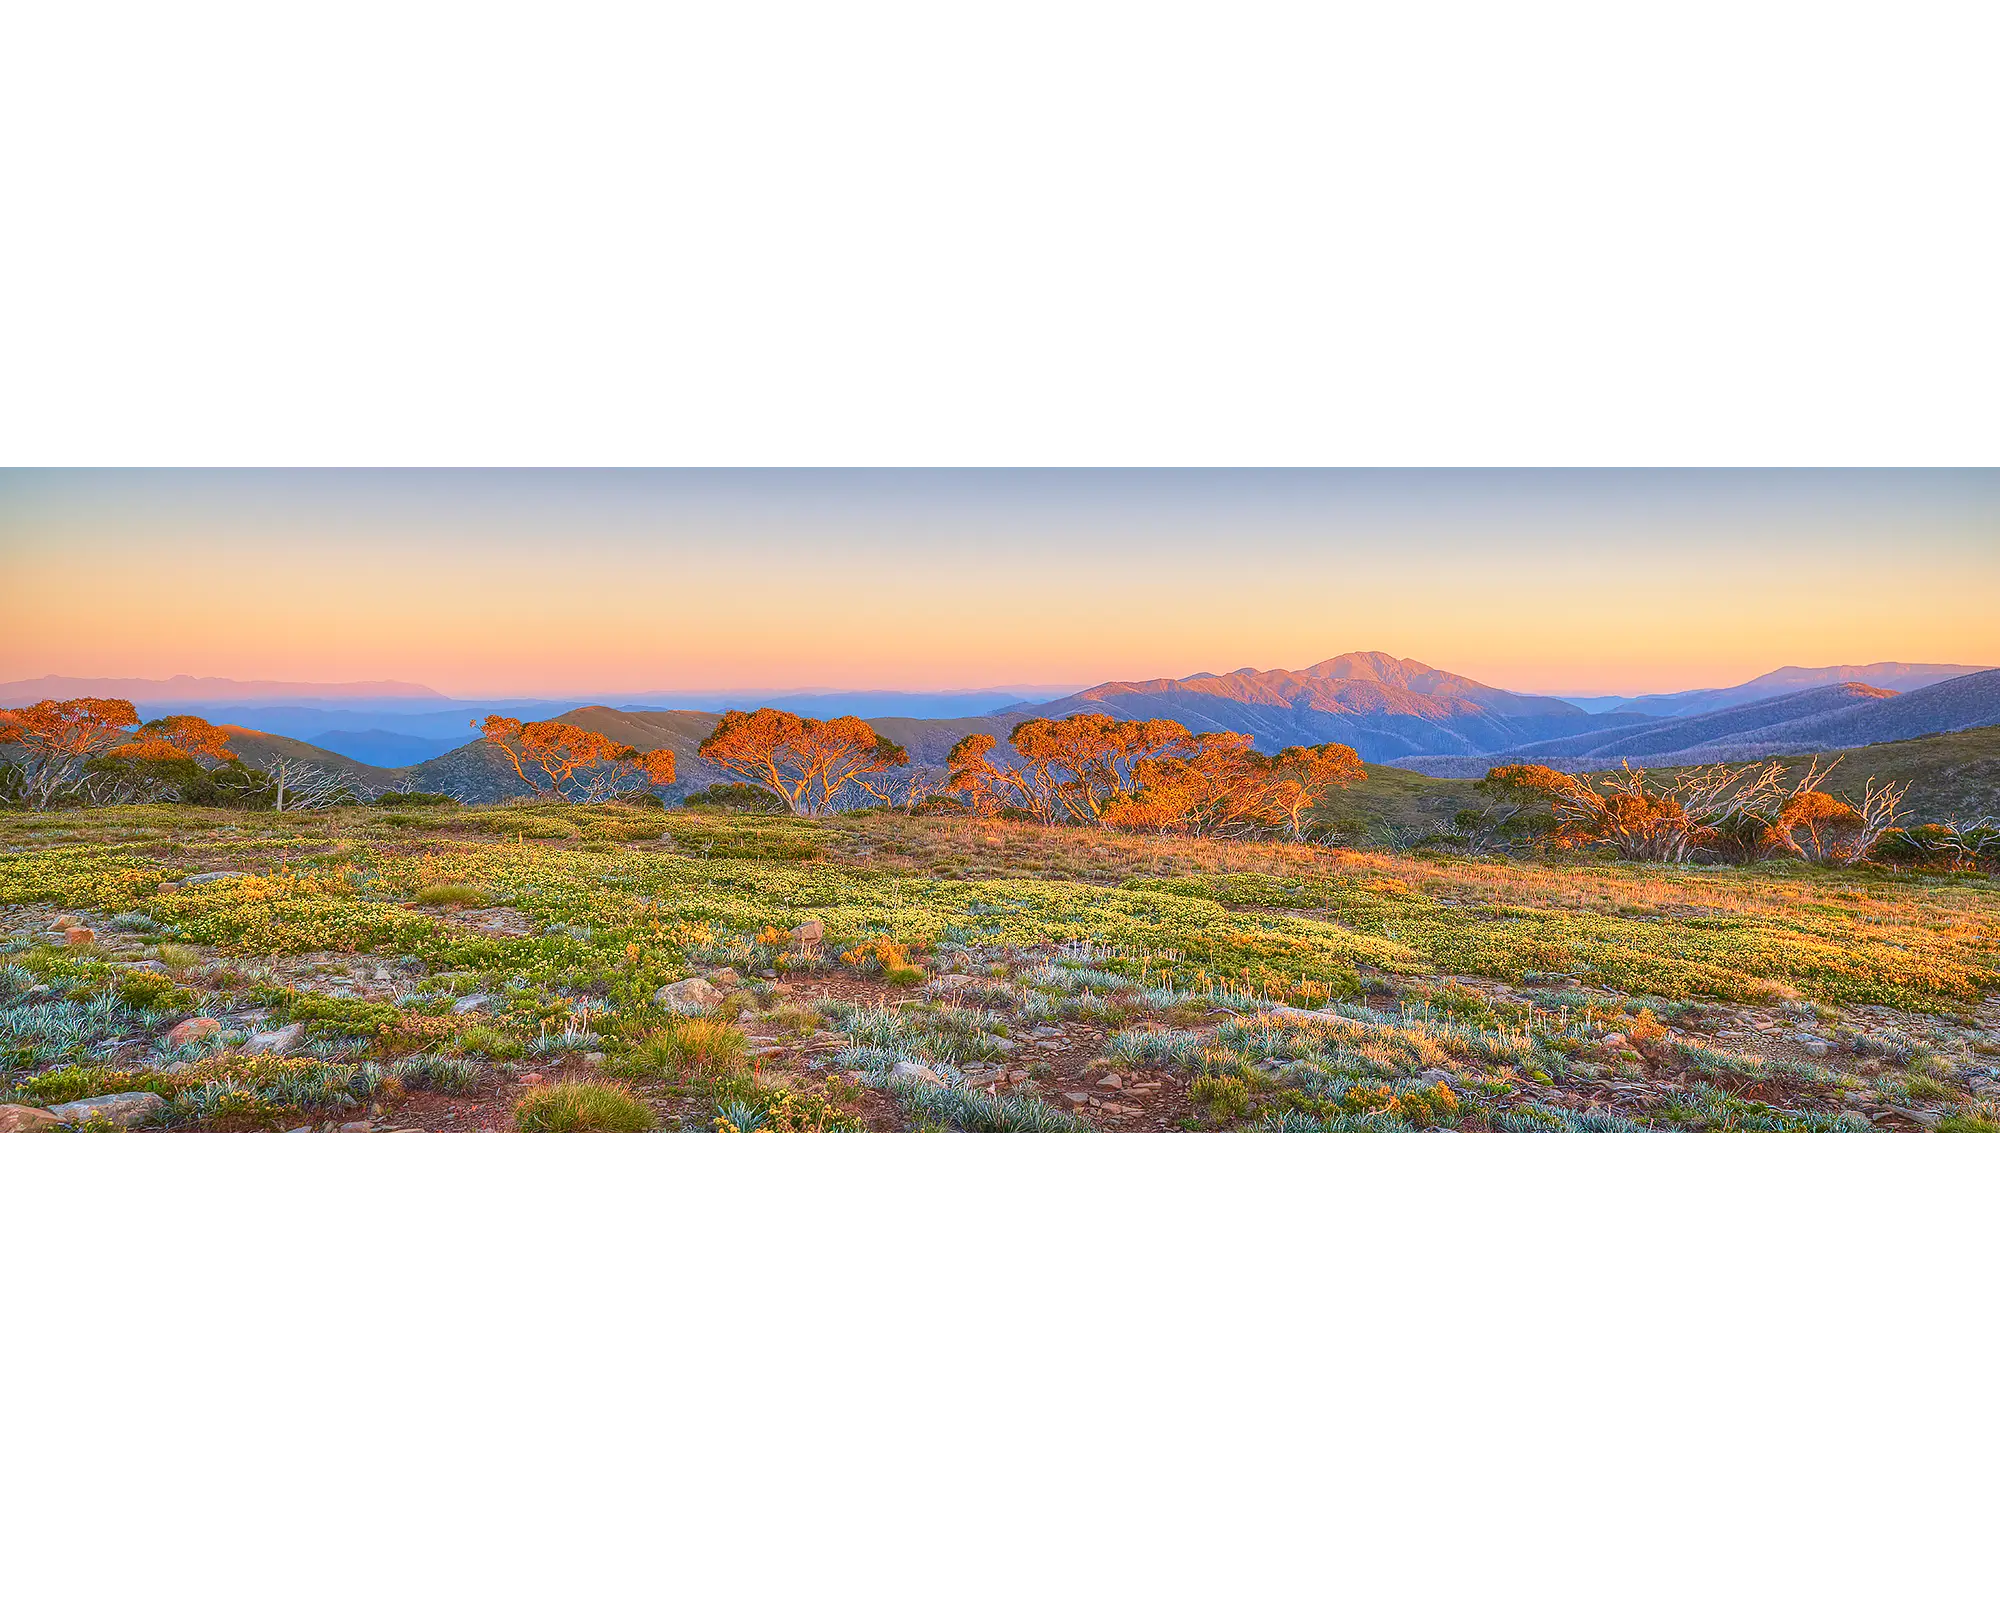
0 698 141 809
697 708 908 816
478 715 677 801
106 714 239 765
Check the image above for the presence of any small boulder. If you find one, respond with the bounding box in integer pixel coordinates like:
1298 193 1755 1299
167 1017 222 1048
0 1104 63 1133
65 928 96 947
48 1091 168 1129
889 1061 944 1087
452 993 500 1016
790 920 824 947
1097 1073 1123 1090
51 914 81 931
245 1022 306 1056
654 977 724 1011
702 968 742 991
1600 1032 1628 1049
184 870 249 886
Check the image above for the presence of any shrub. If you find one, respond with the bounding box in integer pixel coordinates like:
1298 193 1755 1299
1190 1073 1252 1122
515 1080 656 1131
456 1023 522 1060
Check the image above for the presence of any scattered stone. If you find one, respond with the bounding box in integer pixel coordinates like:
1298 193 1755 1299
1097 1073 1123 1089
51 914 81 931
583 1052 606 1065
702 968 742 991
452 993 500 1015
930 973 976 989
184 870 249 885
48 1091 168 1129
1064 1091 1092 1104
245 1022 306 1056
338 1121 373 1133
654 977 724 1011
125 959 166 973
0 1104 63 1133
889 1061 944 1086
790 920 824 948
1601 1032 1628 1049
519 1071 546 1085
167 1017 221 1048
284 1125 315 1134
65 927 95 946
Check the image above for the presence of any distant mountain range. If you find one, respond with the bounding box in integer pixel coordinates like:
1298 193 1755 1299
1392 669 2000 778
10 655 1999 807
1001 652 1647 762
0 674 449 709
1568 662 1990 720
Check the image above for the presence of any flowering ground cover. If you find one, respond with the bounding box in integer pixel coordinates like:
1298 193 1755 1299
2 800 1995 1132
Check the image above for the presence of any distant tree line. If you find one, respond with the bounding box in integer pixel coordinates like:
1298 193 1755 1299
6 695 1993 868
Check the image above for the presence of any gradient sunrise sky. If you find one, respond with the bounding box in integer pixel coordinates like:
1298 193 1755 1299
3 470 1995 698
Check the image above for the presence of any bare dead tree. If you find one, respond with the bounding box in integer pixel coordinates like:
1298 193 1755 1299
256 757 356 812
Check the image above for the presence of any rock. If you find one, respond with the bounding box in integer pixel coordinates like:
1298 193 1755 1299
51 914 81 931
167 1017 221 1048
184 870 249 885
701 968 741 991
65 927 95 946
284 1125 315 1133
0 1104 63 1133
452 993 500 1015
245 1022 306 1056
1601 1032 1628 1049
48 1091 167 1129
790 920 824 947
583 1052 606 1065
1064 1091 1092 1104
654 977 724 1011
518 1071 546 1085
889 1061 944 1086
338 1121 373 1133
1097 1073 1123 1089
125 959 166 973
930 973 976 990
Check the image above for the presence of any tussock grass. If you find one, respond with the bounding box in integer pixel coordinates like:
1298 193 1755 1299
515 1080 656 1132
414 883 489 908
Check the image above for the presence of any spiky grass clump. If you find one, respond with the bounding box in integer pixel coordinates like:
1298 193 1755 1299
624 1016 746 1080
392 1054 485 1095
895 1079 1088 1132
515 1080 656 1132
1107 1028 1204 1067
415 882 489 907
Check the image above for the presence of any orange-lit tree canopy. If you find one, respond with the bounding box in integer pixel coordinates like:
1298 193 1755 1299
479 715 677 801
0 698 142 809
697 708 908 816
105 714 240 766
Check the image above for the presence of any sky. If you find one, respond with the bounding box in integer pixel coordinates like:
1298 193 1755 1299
2 470 1995 698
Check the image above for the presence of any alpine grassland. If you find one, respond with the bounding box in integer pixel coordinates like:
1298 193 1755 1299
1 798 1995 1133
